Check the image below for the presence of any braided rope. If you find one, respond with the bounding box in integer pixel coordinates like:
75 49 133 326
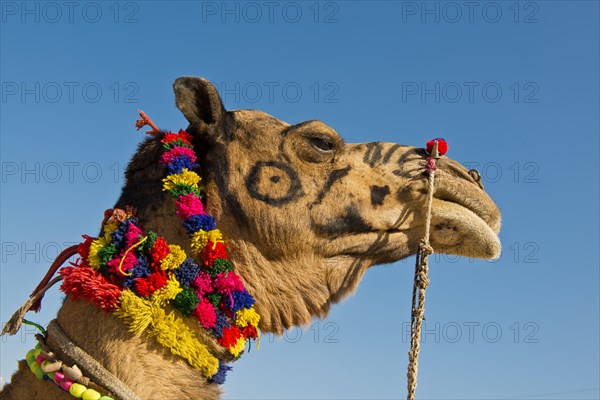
47 320 141 400
407 155 437 400
1 276 63 336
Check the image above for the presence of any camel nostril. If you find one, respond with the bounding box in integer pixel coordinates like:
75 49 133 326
468 169 484 190
468 169 481 180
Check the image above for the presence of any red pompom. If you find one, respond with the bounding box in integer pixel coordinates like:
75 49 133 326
202 241 227 266
161 129 193 146
219 326 243 348
135 271 168 297
426 138 448 156
177 129 193 144
59 266 121 311
241 325 258 340
150 237 170 268
78 235 94 260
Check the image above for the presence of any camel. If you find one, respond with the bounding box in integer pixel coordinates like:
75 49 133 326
0 77 501 400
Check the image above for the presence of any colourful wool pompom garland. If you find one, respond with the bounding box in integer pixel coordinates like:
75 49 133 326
58 129 260 385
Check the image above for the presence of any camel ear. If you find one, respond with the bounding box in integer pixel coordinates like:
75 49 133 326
174 77 225 134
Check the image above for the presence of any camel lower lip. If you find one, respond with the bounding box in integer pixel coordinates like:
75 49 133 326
430 198 501 259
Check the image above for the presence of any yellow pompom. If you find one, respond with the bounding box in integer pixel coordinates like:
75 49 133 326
160 245 186 270
102 219 119 238
33 347 42 358
149 310 219 377
206 230 224 247
114 290 155 335
69 383 87 398
162 169 200 192
88 236 111 269
190 230 208 254
229 336 247 357
152 276 182 306
82 388 102 400
190 229 224 254
235 307 261 328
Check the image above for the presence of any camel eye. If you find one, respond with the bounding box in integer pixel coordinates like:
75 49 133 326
309 137 334 152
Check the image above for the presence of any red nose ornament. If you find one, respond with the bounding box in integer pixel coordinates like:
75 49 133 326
426 138 448 158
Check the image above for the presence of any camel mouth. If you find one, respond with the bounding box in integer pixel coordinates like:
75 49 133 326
429 192 501 259
433 182 500 229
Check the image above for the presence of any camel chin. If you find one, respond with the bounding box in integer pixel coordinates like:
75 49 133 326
430 198 501 260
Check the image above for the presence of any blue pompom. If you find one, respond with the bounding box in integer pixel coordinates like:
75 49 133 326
223 290 256 312
210 311 231 339
173 258 201 286
122 257 151 289
209 362 233 385
167 156 198 174
110 221 129 248
183 214 217 234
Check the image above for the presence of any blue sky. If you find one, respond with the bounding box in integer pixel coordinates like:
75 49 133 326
1 1 598 399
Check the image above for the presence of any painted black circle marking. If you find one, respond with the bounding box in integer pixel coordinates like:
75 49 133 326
246 161 303 206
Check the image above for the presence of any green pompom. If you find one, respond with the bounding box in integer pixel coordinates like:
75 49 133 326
139 231 158 255
169 184 201 198
98 243 118 264
173 286 200 317
207 258 232 277
162 139 192 150
207 292 223 308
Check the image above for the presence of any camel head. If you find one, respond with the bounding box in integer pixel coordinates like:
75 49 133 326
119 77 501 335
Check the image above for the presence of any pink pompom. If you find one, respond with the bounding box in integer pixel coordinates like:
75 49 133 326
194 298 217 329
176 194 205 219
161 146 197 165
107 251 138 275
193 272 213 297
213 272 244 294
125 223 144 247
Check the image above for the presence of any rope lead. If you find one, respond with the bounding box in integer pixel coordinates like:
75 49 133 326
407 139 445 400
